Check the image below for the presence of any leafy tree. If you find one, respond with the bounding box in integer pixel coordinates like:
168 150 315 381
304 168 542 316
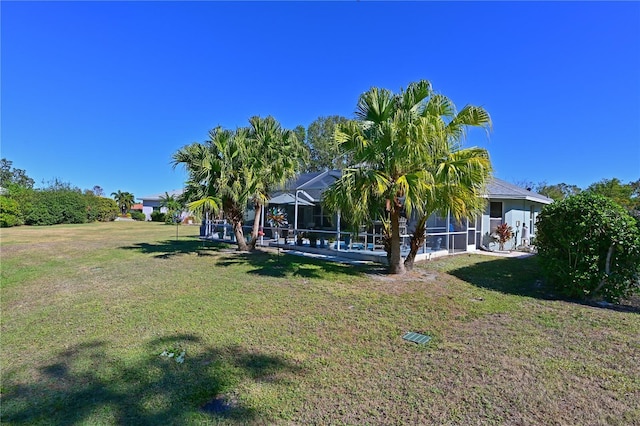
0 158 34 189
293 125 307 149
111 190 135 216
537 182 581 201
2 184 34 225
304 115 351 172
0 196 22 227
92 185 105 197
536 192 640 302
323 80 492 274
585 178 639 212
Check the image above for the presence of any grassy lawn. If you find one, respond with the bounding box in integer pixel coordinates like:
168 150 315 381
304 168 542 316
1 222 638 425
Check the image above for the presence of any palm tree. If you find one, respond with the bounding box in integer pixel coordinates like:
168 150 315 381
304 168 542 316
173 117 305 252
323 80 492 274
403 147 492 270
172 126 250 249
245 116 307 250
111 190 135 216
172 139 222 220
159 192 183 222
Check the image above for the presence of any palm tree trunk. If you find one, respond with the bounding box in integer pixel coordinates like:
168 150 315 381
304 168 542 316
247 202 261 251
404 214 427 271
388 209 406 275
233 220 249 251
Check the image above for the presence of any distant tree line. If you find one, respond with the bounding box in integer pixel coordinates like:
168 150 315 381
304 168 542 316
516 178 640 217
0 158 120 227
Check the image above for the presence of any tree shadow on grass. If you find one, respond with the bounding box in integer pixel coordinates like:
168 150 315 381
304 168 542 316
442 255 639 313
2 334 302 425
120 238 231 259
215 250 368 279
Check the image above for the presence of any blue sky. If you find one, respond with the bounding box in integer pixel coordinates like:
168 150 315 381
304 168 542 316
2 1 639 199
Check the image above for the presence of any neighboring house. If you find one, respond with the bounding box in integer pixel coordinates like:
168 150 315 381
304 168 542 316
268 171 553 255
138 189 184 221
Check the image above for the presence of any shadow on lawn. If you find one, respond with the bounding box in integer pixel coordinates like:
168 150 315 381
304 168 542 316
216 250 368 279
445 255 639 313
121 238 229 259
2 334 302 425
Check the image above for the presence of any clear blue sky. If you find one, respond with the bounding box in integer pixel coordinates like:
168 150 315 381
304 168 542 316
2 1 639 199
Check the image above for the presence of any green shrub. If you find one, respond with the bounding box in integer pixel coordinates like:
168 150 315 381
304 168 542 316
86 196 119 222
130 211 146 221
536 192 640 302
165 212 180 224
151 211 166 222
4 184 34 220
25 189 87 225
0 196 22 227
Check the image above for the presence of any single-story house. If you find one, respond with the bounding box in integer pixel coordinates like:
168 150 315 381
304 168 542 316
150 171 552 258
268 171 553 255
268 170 341 231
138 189 185 221
481 178 553 250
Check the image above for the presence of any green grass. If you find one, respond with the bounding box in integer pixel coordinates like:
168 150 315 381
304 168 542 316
1 222 639 424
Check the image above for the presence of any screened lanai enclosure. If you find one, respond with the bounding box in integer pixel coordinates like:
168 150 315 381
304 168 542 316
197 171 553 264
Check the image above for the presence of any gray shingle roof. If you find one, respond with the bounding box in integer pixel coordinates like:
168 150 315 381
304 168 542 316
138 189 184 201
142 175 553 206
485 178 553 204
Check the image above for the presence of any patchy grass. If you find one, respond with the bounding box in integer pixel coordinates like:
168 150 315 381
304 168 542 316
1 222 638 424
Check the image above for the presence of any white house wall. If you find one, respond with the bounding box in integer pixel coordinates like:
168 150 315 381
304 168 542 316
482 198 546 250
141 200 168 221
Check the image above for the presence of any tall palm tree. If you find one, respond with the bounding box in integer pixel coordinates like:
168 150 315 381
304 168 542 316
323 80 492 274
245 116 307 250
403 147 492 270
172 126 250 249
401 93 493 270
173 118 305 252
111 190 135 216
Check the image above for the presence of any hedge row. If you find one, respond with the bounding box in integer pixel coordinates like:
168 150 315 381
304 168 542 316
0 187 120 227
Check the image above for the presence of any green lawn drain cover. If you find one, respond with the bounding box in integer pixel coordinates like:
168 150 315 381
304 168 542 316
403 332 432 345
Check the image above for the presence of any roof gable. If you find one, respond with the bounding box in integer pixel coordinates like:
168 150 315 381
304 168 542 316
485 178 553 204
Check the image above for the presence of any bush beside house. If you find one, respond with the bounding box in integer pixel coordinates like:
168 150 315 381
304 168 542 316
536 192 640 302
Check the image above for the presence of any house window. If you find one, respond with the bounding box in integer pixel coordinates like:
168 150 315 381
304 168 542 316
530 205 535 234
490 201 502 234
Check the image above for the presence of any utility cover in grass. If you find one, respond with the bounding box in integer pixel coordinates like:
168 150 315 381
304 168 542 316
403 332 431 345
